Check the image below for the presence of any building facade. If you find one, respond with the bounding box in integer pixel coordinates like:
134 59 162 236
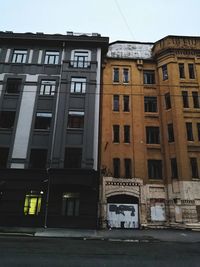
100 36 200 229
0 31 109 228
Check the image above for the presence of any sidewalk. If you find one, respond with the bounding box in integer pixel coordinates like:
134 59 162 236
1 227 200 242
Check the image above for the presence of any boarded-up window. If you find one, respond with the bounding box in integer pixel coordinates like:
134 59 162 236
150 199 166 221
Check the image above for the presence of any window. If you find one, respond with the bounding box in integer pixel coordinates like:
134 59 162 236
165 93 171 110
171 158 178 179
124 125 130 143
197 123 200 141
113 158 120 178
12 49 27 63
71 77 86 93
64 148 82 168
124 158 132 178
162 65 168 80
168 124 174 142
190 158 199 178
182 91 189 108
40 80 56 96
29 149 47 169
143 70 155 84
62 192 80 216
146 126 160 144
0 111 16 129
188 64 195 79
123 68 129 83
0 147 9 168
192 92 199 108
6 78 21 94
113 95 119 111
44 51 59 64
123 95 130 112
113 68 119 82
68 111 84 128
186 122 194 141
179 63 185 79
34 113 52 130
148 160 162 179
113 125 120 143
144 96 157 112
24 191 42 216
72 51 90 68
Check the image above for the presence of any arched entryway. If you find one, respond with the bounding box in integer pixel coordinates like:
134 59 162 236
107 194 139 229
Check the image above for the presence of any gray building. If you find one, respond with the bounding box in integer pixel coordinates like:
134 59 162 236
0 31 109 228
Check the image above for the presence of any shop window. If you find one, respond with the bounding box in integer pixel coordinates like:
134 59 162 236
146 126 160 144
171 158 178 179
124 125 130 143
162 64 168 80
64 148 82 168
68 111 84 128
70 77 86 93
182 91 189 108
192 92 199 108
44 51 59 64
113 68 119 83
188 64 195 79
0 111 16 129
113 95 119 111
190 158 199 178
143 70 155 84
113 158 120 178
40 80 56 96
123 68 129 83
124 158 132 178
186 122 194 141
12 49 27 63
144 96 157 112
179 63 185 79
29 149 47 169
123 95 130 112
165 93 171 110
34 113 52 130
6 78 22 94
0 147 9 168
24 191 43 216
62 192 80 216
148 160 162 179
113 125 120 143
168 123 174 142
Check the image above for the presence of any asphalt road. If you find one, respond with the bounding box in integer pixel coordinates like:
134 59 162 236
0 236 200 267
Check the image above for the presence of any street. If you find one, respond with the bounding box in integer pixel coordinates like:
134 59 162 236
0 236 200 267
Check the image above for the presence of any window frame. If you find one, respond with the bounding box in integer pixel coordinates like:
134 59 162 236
179 63 185 79
0 111 16 129
167 123 174 143
67 111 84 129
143 70 155 84
5 78 22 94
12 49 27 63
123 95 130 112
113 95 120 111
44 51 59 64
113 68 119 83
113 125 120 143
162 64 168 80
24 191 43 216
40 80 56 96
124 125 130 143
190 158 199 178
34 112 52 130
192 91 199 108
171 158 178 179
186 122 194 141
188 63 195 79
70 77 86 94
113 158 120 178
182 91 189 108
62 192 80 217
124 158 132 178
123 68 129 83
144 96 157 112
148 159 163 180
146 126 160 144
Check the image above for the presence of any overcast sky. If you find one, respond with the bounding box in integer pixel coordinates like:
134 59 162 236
1 0 200 43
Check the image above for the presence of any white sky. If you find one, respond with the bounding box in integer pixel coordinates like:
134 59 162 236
1 0 200 43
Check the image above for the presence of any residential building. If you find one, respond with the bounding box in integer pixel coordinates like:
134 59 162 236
0 31 109 228
100 36 200 229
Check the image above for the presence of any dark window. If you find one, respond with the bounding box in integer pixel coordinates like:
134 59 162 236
148 160 162 179
73 51 89 68
186 122 194 141
0 111 16 129
162 65 168 80
190 158 199 178
113 125 120 143
113 158 120 178
64 148 82 168
182 91 189 108
40 80 56 96
123 95 130 112
168 124 174 142
146 126 160 144
188 64 195 79
113 68 119 82
192 92 199 108
0 147 9 168
68 112 84 128
165 93 171 110
29 149 47 169
197 123 200 141
113 95 119 111
62 192 80 216
124 125 130 143
144 96 157 112
179 63 185 79
143 70 155 84
24 192 42 216
123 68 129 83
34 113 52 130
71 77 86 93
124 158 132 178
44 51 59 64
12 49 27 63
171 158 178 179
6 78 21 94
